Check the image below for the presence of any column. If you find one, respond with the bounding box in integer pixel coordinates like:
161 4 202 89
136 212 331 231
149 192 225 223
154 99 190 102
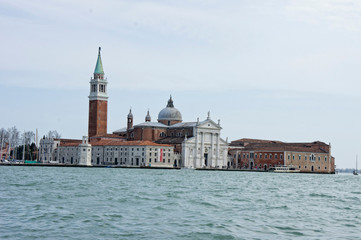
194 128 198 168
216 133 220 167
200 132 204 167
210 133 214 167
236 150 239 169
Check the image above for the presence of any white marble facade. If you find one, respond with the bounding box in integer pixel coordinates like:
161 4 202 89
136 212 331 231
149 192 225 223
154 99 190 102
182 116 228 169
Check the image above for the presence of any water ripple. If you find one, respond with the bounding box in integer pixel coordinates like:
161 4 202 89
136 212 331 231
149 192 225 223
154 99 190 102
0 167 360 239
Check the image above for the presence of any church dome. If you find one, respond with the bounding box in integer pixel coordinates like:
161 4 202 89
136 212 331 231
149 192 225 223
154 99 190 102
158 96 182 121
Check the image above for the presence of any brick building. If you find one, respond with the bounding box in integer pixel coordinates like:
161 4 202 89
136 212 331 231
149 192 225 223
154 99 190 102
229 138 335 173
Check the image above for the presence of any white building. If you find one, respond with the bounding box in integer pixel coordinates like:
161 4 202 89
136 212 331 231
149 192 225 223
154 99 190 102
47 138 176 168
39 137 60 163
181 113 228 169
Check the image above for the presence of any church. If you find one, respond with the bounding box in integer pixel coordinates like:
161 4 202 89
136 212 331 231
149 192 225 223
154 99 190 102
113 97 229 168
39 47 230 169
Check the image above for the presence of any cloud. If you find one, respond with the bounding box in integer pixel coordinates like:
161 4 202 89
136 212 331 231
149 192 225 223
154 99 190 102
1 0 361 96
286 0 361 31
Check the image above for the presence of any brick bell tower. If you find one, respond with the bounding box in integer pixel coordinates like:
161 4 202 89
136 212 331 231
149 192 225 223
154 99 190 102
88 47 108 137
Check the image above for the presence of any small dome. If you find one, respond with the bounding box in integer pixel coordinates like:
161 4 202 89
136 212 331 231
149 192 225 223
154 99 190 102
145 110 151 122
158 96 182 121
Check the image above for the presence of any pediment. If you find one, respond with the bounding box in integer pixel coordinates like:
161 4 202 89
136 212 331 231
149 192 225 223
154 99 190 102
197 119 222 130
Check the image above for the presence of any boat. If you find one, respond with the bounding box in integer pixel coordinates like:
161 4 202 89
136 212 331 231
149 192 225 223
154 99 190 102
353 155 358 175
269 165 300 173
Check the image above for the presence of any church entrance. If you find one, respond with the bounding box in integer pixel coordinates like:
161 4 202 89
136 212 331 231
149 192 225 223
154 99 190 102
204 153 208 166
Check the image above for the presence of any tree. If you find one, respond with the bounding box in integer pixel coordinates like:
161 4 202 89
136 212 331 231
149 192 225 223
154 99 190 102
47 130 61 139
23 131 35 145
7 127 20 159
20 131 35 160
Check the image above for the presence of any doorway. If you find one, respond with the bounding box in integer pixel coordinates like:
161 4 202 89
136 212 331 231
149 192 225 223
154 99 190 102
204 153 208 166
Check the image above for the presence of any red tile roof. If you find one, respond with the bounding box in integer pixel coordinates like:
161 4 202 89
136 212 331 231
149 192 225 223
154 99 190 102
60 139 172 147
60 140 82 147
230 139 330 153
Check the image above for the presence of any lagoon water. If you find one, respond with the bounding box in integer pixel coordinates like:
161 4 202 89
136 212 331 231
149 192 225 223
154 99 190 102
0 166 360 240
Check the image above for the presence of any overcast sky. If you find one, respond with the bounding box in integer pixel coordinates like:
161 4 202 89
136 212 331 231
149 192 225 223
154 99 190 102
1 0 361 168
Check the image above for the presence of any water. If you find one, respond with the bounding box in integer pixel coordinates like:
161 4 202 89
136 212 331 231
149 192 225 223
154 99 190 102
0 166 360 240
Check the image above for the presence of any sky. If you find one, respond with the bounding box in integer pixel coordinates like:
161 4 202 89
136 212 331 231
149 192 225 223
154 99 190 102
1 0 361 168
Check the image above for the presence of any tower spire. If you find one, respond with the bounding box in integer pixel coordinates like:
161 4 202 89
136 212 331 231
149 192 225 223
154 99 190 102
94 46 104 75
127 108 133 130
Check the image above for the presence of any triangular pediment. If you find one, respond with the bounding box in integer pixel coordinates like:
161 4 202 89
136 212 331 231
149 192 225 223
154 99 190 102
197 119 222 130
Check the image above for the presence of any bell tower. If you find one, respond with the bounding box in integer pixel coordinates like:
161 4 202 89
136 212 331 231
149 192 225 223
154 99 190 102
88 47 108 137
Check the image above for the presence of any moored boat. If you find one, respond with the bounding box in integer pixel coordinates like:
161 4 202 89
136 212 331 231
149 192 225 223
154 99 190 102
269 165 300 173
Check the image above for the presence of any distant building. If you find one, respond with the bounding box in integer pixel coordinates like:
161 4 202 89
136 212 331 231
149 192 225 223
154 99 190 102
0 142 10 160
229 138 335 173
113 99 229 169
53 137 176 168
39 137 60 163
